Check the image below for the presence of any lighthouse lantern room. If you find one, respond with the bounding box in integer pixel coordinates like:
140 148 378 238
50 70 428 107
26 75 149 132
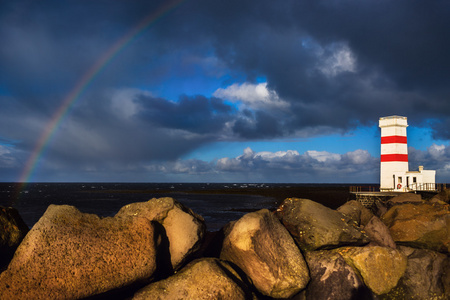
379 116 436 192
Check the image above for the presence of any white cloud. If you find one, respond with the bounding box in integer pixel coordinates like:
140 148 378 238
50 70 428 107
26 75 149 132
255 149 300 160
213 82 290 110
343 149 372 164
428 143 446 159
212 147 379 182
317 43 357 77
305 150 341 162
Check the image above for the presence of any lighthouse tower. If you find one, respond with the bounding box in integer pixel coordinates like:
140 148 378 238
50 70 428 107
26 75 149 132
379 116 409 191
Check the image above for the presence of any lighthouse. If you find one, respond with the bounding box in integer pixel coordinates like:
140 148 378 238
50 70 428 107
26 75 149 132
379 115 436 191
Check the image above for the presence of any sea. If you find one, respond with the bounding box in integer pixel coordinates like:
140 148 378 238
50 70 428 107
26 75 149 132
0 182 355 232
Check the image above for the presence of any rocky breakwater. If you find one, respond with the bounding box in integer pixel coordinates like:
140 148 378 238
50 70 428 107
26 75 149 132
0 197 206 299
0 193 449 299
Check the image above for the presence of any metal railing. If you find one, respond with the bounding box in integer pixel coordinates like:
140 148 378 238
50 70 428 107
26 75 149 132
406 183 445 192
353 183 446 193
349 186 380 193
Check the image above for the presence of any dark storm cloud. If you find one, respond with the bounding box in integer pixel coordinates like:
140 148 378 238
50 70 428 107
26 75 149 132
3 0 450 135
232 110 285 139
1 0 450 181
136 94 234 134
179 0 450 132
43 91 234 164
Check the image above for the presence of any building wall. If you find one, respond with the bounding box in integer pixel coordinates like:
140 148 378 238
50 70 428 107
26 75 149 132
382 162 409 190
422 170 436 186
379 116 409 190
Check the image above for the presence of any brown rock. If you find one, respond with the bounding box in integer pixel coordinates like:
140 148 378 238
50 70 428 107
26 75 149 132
431 189 450 203
0 205 158 299
336 246 407 295
384 246 448 299
442 256 450 296
386 193 424 207
381 202 450 253
373 199 388 218
364 216 396 249
276 198 369 251
337 200 374 226
221 209 310 298
116 197 206 269
304 250 372 300
133 258 254 299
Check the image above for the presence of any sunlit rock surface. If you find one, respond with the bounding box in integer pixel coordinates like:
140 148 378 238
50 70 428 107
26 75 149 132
381 202 450 253
116 197 206 269
0 205 158 299
276 198 369 251
336 245 407 295
337 200 374 226
133 258 254 300
221 209 310 298
304 250 370 300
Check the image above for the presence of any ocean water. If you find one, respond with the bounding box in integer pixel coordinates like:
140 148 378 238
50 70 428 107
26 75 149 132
0 182 354 231
0 183 283 232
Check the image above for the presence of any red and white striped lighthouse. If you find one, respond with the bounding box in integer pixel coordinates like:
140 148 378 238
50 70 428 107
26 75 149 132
379 116 408 191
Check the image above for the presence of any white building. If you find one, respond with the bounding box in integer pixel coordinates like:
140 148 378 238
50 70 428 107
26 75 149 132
379 115 436 191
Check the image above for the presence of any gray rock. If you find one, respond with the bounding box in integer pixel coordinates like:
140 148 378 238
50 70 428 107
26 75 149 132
0 206 29 269
384 246 449 299
0 205 159 299
364 216 396 249
221 209 310 298
276 198 369 251
116 197 206 269
305 250 372 300
133 258 255 300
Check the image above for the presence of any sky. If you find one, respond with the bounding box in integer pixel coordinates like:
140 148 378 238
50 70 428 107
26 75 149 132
1 0 450 183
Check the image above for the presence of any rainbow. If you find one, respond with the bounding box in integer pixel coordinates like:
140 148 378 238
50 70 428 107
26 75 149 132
16 0 186 191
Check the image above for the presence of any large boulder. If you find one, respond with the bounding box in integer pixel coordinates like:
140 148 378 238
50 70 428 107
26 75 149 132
364 216 396 249
0 205 159 299
443 256 450 297
386 193 424 207
304 250 371 300
337 200 374 226
383 246 449 299
116 197 206 269
220 209 310 299
276 198 369 251
372 199 388 218
381 202 450 253
133 258 255 299
430 189 450 203
0 206 29 269
336 246 407 295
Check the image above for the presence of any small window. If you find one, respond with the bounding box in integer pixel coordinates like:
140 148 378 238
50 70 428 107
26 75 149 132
413 177 417 183
398 177 402 183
